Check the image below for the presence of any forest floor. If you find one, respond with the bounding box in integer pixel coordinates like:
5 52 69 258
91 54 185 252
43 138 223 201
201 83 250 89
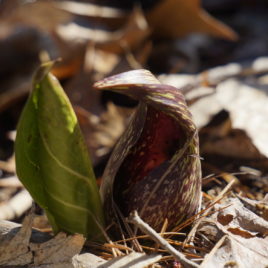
0 1 268 267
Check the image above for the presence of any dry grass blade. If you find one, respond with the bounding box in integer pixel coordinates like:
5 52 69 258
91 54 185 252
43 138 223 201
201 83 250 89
199 235 227 268
115 232 185 244
103 242 133 253
154 218 169 251
166 239 209 253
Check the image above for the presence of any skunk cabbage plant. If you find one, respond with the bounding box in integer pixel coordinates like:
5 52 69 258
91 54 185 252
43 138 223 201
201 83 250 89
94 69 201 232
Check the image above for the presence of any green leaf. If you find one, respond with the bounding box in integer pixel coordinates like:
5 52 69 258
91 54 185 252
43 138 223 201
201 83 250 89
15 62 105 241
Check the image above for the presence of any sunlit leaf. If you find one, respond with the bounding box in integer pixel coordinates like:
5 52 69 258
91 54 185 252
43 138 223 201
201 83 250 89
15 62 104 241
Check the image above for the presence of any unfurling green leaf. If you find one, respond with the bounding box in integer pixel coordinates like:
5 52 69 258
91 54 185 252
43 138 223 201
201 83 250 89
15 62 104 241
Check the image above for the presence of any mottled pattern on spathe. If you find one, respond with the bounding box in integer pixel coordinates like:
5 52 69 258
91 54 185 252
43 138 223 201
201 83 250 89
94 69 160 89
114 106 184 187
94 69 202 234
118 133 200 230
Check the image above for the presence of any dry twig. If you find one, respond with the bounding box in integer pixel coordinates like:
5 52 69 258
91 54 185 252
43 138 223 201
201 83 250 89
128 211 200 268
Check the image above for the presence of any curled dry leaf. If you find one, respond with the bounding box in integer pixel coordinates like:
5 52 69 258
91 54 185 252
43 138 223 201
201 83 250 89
201 235 268 268
199 197 268 268
238 195 268 222
160 58 268 172
195 64 268 160
214 197 268 237
213 78 268 159
200 115 265 160
146 0 238 40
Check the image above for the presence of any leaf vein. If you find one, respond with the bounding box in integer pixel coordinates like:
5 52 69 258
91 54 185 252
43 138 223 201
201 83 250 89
48 190 95 216
40 132 91 185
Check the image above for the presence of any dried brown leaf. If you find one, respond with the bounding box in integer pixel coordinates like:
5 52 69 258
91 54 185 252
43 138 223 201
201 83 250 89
57 7 150 55
215 198 268 237
0 213 85 267
31 233 85 266
199 197 268 267
238 195 268 222
0 214 33 265
76 102 133 165
201 235 268 268
201 127 264 160
97 7 151 54
213 78 268 158
161 61 268 167
2 1 71 31
146 0 238 40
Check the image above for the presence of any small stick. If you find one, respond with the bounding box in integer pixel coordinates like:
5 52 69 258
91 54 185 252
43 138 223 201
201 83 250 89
200 235 227 268
128 211 199 268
